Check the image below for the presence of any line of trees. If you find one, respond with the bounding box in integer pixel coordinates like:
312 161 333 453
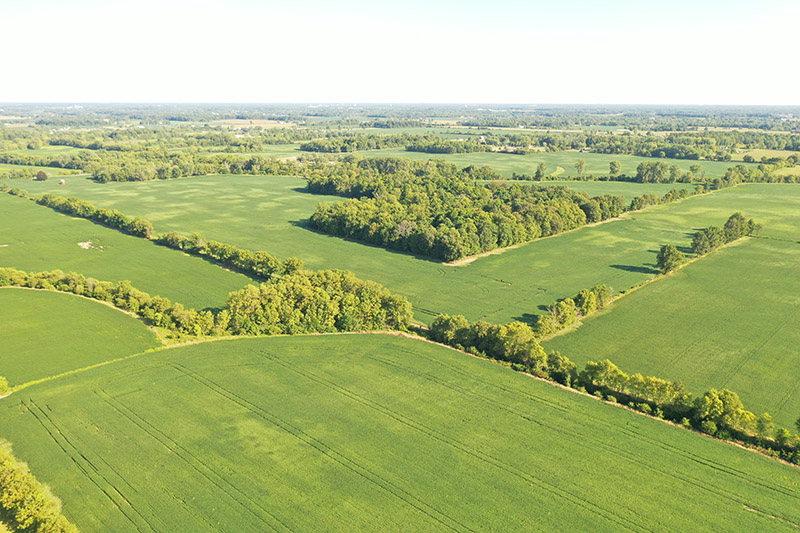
691 213 762 255
300 133 422 152
0 267 413 338
0 439 77 532
428 314 800 464
155 232 303 281
531 285 612 337
36 193 155 238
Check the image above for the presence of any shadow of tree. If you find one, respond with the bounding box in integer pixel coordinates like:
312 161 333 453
610 264 659 275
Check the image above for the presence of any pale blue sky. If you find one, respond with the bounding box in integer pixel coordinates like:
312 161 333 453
2 0 797 104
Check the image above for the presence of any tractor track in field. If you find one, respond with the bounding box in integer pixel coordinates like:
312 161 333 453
25 398 160 532
370 351 800 519
253 350 647 532
171 363 470 533
93 386 290 533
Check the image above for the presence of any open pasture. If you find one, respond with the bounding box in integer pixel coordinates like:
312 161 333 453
0 288 159 386
544 237 800 426
19 177 800 325
2 334 799 531
356 148 744 178
0 194 253 310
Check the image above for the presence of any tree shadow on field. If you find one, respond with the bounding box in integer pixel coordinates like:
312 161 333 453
610 264 660 275
513 313 541 327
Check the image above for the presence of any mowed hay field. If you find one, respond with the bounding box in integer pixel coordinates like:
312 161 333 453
544 237 800 426
3 334 800 531
0 194 254 310
0 288 160 386
18 177 800 325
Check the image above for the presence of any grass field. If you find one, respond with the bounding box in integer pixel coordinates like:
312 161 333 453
10 145 87 157
774 166 800 177
0 162 79 176
0 288 159 386
0 194 254 310
17 177 800 326
2 333 799 531
356 148 744 178
732 148 800 162
544 237 800 426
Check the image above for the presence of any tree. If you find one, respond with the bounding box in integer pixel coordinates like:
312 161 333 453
34 170 48 181
795 416 800 434
575 159 586 175
656 244 684 273
609 160 621 177
535 162 546 179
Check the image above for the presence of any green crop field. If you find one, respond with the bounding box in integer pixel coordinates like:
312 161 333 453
2 333 798 531
355 148 744 178
0 194 254 310
544 237 800 426
17 177 800 326
0 288 159 386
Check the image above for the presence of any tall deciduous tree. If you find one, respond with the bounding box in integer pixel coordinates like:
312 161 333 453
656 244 684 273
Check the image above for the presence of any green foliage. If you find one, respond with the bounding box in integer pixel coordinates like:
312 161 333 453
691 213 761 256
694 389 754 434
0 440 77 532
430 314 568 381
0 266 412 339
532 284 612 337
306 156 626 261
656 244 684 273
224 270 412 335
0 377 8 396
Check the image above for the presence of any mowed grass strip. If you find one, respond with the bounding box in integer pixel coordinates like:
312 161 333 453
0 288 159 386
544 237 800 427
19 177 800 325
2 334 799 531
0 194 254 310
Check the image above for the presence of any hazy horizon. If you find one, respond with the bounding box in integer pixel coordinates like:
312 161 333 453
3 0 799 105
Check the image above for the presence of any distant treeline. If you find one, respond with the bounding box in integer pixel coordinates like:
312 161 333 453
428 312 800 465
0 439 77 532
305 156 696 261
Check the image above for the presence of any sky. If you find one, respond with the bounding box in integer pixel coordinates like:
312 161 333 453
2 0 799 104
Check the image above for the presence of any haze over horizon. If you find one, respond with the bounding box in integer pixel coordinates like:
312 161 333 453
3 0 799 105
